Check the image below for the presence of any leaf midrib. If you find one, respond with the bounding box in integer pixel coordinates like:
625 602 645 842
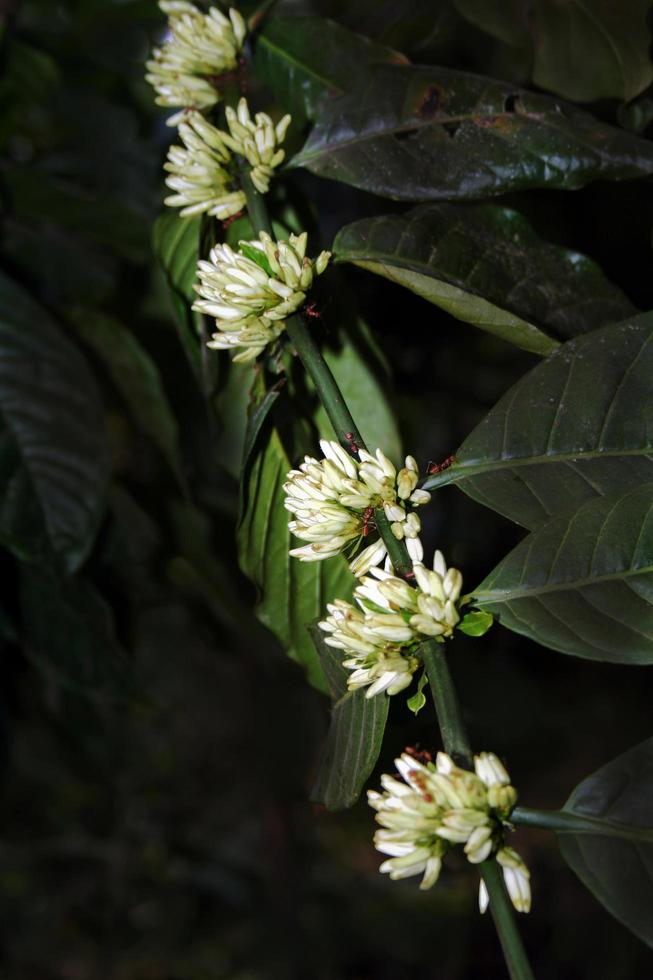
474 563 653 602
424 446 653 490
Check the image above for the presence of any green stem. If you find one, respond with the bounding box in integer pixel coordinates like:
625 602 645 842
513 806 653 842
421 639 472 766
480 861 535 980
239 163 534 978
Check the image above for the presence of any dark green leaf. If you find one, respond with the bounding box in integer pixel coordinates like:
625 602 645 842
292 65 653 201
334 206 635 355
238 420 355 692
254 16 407 129
310 626 389 809
0 271 109 571
424 315 653 530
152 211 201 371
474 485 653 664
20 565 131 695
72 309 186 491
531 0 653 103
558 738 653 948
453 0 530 47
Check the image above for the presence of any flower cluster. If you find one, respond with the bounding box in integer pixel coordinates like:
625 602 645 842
146 2 246 126
194 232 330 362
284 440 430 575
318 551 463 697
164 112 245 218
369 749 531 913
220 98 292 194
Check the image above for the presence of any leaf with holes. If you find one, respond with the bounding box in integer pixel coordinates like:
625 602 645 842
333 206 635 355
253 16 407 129
0 271 109 571
557 738 653 949
291 65 653 200
474 485 653 664
309 626 389 809
423 315 653 529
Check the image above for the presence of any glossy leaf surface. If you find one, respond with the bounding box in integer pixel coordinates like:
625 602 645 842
334 206 635 355
292 65 653 200
474 485 653 664
424 316 653 529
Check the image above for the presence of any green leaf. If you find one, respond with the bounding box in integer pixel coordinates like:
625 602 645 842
254 16 407 128
291 65 653 201
407 669 428 714
453 0 530 47
558 738 653 949
20 565 131 695
423 315 653 530
152 211 201 372
239 242 274 276
237 417 355 692
0 271 109 571
316 322 403 462
474 485 653 664
72 309 186 491
458 610 494 637
310 626 389 809
333 206 635 355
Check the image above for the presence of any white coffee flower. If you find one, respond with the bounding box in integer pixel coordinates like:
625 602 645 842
163 111 245 218
369 750 530 913
317 550 464 698
219 98 292 194
146 2 247 126
320 600 418 698
194 232 330 362
285 443 431 576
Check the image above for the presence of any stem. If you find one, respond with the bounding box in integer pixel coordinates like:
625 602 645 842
421 639 472 766
513 806 653 842
239 160 535 978
480 861 535 980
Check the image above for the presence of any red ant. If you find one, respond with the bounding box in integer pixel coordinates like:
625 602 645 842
405 746 433 765
221 210 244 231
362 506 375 537
304 301 321 319
427 454 457 475
344 431 360 455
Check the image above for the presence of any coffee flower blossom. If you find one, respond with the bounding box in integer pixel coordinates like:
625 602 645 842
369 749 531 914
194 232 330 362
220 98 292 194
318 550 463 698
164 112 245 218
146 2 247 126
284 441 430 575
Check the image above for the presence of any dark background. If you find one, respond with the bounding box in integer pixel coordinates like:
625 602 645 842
0 1 652 977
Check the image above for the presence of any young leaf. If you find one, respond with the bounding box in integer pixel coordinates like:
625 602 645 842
458 610 494 637
239 242 274 276
72 309 186 491
473 485 653 664
333 206 635 355
557 738 653 949
310 626 389 809
253 16 407 129
407 669 428 715
0 271 109 571
291 65 653 201
423 315 653 530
